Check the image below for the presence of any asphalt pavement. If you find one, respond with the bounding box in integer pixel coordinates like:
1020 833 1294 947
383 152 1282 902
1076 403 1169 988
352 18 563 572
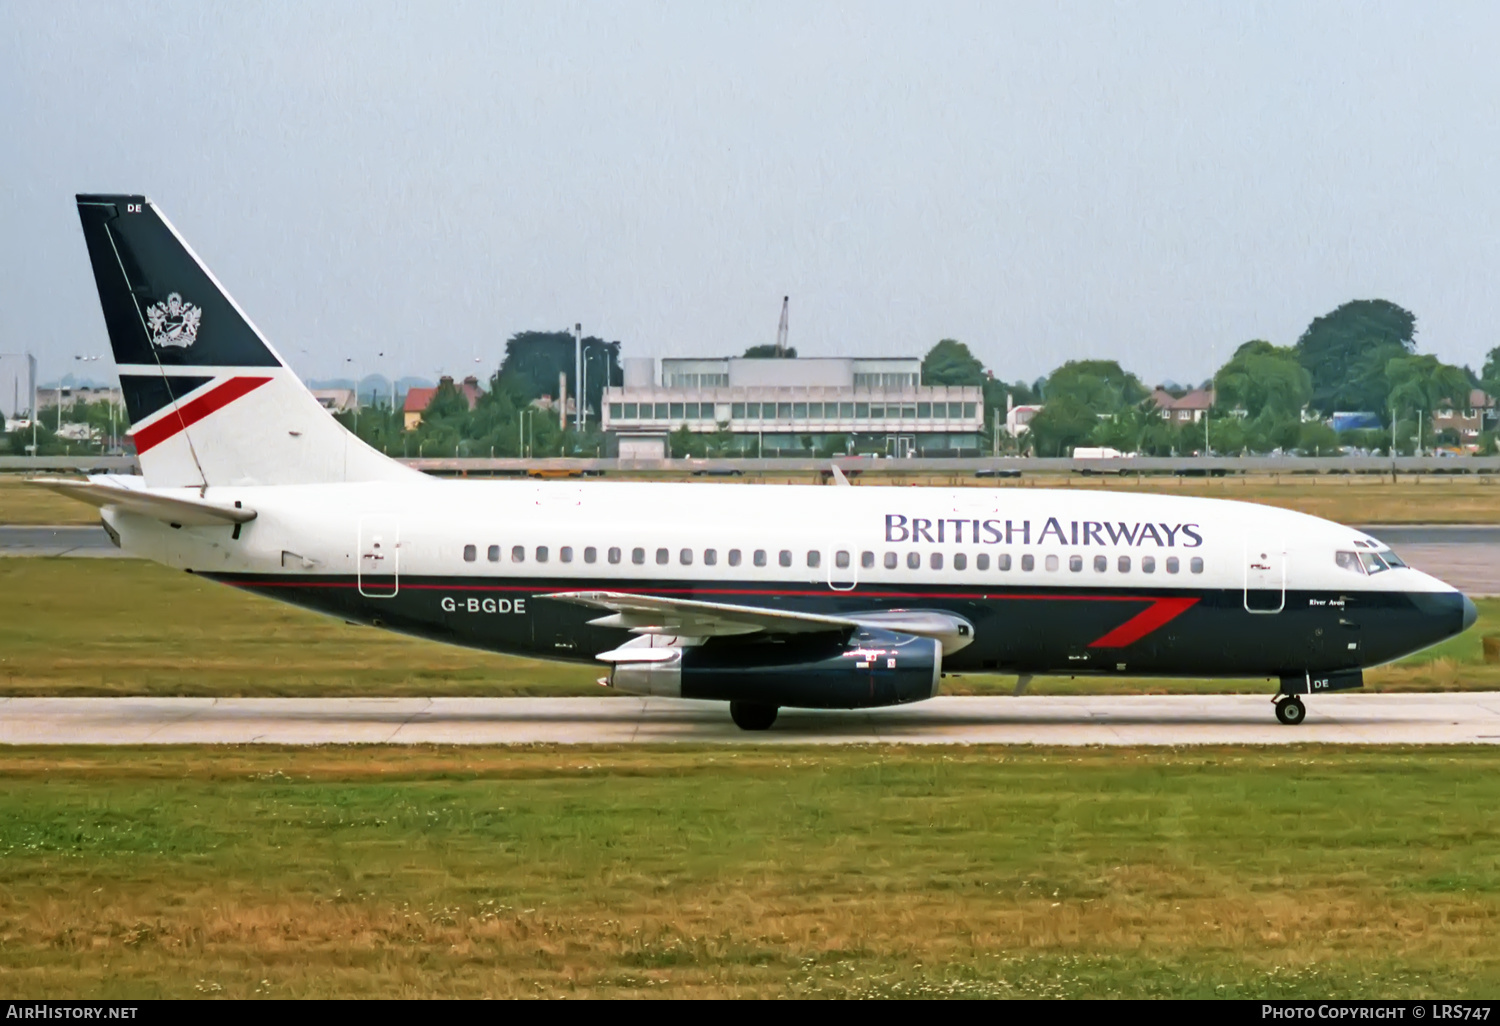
3 693 1499 745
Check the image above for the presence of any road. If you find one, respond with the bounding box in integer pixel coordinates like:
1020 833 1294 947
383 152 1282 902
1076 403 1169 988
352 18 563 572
3 693 1499 746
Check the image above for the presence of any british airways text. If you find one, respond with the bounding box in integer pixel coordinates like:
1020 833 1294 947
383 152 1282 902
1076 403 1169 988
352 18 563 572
884 515 1203 548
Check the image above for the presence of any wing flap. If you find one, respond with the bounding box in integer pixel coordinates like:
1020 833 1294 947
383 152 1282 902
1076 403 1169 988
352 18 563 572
541 590 859 638
26 478 256 526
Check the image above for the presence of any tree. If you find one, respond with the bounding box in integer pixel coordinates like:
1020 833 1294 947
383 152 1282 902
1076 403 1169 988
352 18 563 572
1042 360 1148 414
500 330 623 415
1298 420 1340 455
1480 345 1500 401
1025 395 1098 456
742 344 797 359
1384 353 1471 424
1213 340 1311 420
921 339 985 386
1294 300 1416 414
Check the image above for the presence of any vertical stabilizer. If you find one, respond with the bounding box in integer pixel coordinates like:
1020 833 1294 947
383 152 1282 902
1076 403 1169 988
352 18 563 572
75 194 416 488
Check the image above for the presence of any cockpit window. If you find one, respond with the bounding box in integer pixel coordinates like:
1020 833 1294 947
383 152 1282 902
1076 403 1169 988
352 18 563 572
1358 551 1389 575
1381 549 1407 568
1335 550 1364 574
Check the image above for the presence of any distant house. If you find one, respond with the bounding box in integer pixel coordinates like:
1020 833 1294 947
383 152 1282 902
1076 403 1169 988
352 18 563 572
1149 388 1213 424
1431 389 1497 451
311 388 357 414
1005 404 1042 436
403 375 483 431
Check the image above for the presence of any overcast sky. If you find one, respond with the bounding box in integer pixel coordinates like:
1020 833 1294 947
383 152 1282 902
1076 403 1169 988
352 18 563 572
3 1 1499 388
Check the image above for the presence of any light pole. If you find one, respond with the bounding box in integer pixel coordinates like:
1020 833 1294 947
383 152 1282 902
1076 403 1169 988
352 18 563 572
574 323 583 433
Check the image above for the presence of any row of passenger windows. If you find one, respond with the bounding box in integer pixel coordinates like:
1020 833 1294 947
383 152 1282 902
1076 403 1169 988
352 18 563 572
460 543 1204 574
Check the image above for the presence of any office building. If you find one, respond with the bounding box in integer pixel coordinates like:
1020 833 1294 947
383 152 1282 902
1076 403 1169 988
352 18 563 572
603 356 983 458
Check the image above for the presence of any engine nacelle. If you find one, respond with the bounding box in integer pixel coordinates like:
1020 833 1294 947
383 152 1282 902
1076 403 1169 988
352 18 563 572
606 628 941 709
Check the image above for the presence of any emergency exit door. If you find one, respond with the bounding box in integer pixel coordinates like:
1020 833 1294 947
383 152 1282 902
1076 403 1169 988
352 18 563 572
358 516 400 598
1243 539 1286 614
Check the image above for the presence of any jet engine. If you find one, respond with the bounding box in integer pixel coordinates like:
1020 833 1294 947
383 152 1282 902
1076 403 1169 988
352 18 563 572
602 627 941 709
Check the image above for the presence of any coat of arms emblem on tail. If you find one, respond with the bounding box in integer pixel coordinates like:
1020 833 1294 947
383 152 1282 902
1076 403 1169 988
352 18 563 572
144 292 202 348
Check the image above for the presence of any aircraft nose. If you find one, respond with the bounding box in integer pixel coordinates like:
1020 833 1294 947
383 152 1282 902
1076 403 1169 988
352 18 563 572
1462 594 1478 631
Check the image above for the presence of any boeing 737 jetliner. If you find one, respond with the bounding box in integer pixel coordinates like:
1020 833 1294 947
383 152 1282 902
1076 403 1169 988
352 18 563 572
37 195 1477 729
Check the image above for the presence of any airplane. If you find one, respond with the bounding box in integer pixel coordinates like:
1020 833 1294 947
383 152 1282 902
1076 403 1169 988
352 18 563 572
33 194 1476 730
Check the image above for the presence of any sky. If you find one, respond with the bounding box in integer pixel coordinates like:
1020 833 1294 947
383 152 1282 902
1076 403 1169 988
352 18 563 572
3 1 1499 389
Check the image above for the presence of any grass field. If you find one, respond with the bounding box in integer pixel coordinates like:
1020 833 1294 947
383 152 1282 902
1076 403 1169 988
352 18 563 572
7 471 1500 524
0 745 1496 998
0 559 1495 698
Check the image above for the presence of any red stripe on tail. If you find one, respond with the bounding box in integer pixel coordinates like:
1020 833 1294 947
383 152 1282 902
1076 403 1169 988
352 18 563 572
1087 596 1199 648
130 376 273 454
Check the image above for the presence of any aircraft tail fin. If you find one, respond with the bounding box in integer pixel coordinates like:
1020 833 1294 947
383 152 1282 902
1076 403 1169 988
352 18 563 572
75 194 415 488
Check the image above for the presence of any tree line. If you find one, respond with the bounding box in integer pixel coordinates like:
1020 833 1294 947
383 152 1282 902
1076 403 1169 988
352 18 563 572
925 299 1495 457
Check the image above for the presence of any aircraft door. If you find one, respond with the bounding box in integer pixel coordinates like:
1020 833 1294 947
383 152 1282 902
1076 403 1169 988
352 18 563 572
1243 538 1286 614
358 515 400 598
827 546 858 592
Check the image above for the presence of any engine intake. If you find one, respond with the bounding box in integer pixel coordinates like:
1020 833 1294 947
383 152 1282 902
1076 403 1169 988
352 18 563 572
606 628 941 709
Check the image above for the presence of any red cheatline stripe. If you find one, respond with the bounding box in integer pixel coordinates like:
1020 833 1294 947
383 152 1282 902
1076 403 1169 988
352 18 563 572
1088 596 1198 648
131 376 273 454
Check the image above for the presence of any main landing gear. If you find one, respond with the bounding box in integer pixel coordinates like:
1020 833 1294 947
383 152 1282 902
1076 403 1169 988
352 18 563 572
730 701 779 731
1273 694 1306 726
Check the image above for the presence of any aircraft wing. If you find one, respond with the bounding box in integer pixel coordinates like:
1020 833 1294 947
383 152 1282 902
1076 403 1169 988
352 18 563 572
26 478 256 527
539 591 975 654
538 590 860 638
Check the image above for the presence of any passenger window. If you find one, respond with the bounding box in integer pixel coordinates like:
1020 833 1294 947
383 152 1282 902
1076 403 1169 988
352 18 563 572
704 549 717 566
1166 556 1180 574
1094 555 1107 572
836 551 850 569
1142 555 1156 573
1335 551 1362 574
906 552 920 570
754 550 767 567
884 552 898 570
1068 555 1082 572
1118 555 1130 573
656 548 669 565
728 549 742 566
511 545 525 563
779 550 792 567
1020 554 1033 571
536 546 549 563
954 553 967 570
930 552 944 570
463 544 476 563
632 547 646 565
680 548 693 565
976 553 989 571
861 551 875 569
1190 556 1204 574
807 551 820 568
560 546 573 563
487 545 500 563
608 546 621 564
1045 554 1059 572
998 553 1011 571
584 546 597 564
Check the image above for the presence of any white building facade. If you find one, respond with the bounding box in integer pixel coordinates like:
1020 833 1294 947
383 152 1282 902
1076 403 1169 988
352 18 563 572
604 357 983 457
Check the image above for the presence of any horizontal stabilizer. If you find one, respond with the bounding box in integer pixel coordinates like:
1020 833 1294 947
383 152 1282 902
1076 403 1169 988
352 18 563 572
26 478 256 527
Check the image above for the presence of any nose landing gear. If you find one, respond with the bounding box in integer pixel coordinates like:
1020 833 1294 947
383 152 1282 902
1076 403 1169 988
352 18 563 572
1273 694 1306 726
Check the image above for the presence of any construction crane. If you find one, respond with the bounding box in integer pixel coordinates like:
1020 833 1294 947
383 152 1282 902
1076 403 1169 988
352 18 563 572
775 296 789 356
